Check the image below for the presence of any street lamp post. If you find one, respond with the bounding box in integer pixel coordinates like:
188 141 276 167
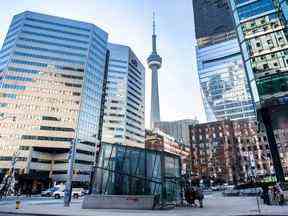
64 138 77 207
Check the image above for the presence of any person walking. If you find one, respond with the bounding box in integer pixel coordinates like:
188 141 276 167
261 186 270 205
275 183 285 205
195 186 204 208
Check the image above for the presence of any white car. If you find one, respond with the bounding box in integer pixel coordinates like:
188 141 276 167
53 188 83 199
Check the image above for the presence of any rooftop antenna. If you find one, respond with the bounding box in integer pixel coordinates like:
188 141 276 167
153 11 156 35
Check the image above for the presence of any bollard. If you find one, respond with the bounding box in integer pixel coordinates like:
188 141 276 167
15 200 21 209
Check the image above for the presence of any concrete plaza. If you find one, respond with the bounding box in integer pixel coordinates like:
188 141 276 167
0 193 287 216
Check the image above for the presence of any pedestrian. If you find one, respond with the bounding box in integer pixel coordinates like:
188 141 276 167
185 186 196 207
195 186 204 208
275 183 285 205
261 186 270 205
268 186 274 205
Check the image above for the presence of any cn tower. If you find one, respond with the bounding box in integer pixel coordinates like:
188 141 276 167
147 13 162 129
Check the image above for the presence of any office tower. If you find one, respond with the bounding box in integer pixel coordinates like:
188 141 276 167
0 11 108 184
147 14 162 129
101 43 145 148
229 0 288 182
193 0 256 121
154 119 198 147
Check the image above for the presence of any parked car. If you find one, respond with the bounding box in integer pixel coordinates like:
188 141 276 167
41 187 60 197
53 188 84 199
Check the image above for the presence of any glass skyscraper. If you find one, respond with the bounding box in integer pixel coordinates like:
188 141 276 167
229 0 288 104
101 43 145 148
229 0 288 181
193 0 256 121
0 11 108 183
197 39 255 121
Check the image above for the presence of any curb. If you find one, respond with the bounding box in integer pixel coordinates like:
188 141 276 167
0 211 64 216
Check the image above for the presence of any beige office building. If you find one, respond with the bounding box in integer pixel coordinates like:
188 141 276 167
0 11 108 184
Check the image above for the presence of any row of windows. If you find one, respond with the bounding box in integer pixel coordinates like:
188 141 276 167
0 156 27 161
21 30 89 45
7 22 22 35
19 37 88 51
76 149 94 156
11 92 79 106
2 37 16 49
11 58 47 67
126 115 142 125
88 49 105 67
126 128 144 138
19 146 30 150
75 159 93 165
129 63 142 77
40 126 75 132
90 41 106 60
127 90 142 103
128 78 141 91
5 24 21 40
109 63 127 69
91 33 107 50
128 68 142 82
56 65 84 73
61 74 83 80
42 116 61 121
10 17 23 29
126 122 142 131
65 82 82 88
5 75 33 82
0 93 17 99
54 160 67 164
108 74 125 81
128 72 142 87
23 23 89 39
31 158 51 164
21 135 73 142
128 83 142 97
127 102 139 112
110 59 127 64
2 83 26 90
109 69 126 75
4 103 78 114
0 44 14 58
92 28 107 42
127 109 143 120
16 44 87 58
14 51 85 65
26 17 91 33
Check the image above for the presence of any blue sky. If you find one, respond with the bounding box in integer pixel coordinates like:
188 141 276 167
0 0 206 127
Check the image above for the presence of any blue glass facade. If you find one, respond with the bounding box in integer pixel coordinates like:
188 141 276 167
229 0 288 104
101 44 145 148
0 11 108 182
193 0 256 121
229 0 288 181
197 39 256 121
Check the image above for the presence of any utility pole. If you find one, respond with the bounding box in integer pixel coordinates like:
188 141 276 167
64 138 77 207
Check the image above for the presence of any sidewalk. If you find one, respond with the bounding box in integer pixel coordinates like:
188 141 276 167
0 195 287 216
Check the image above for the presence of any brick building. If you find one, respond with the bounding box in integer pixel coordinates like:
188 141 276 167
189 119 288 183
145 129 190 173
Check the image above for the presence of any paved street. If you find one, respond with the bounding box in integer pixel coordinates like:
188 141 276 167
0 193 287 216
